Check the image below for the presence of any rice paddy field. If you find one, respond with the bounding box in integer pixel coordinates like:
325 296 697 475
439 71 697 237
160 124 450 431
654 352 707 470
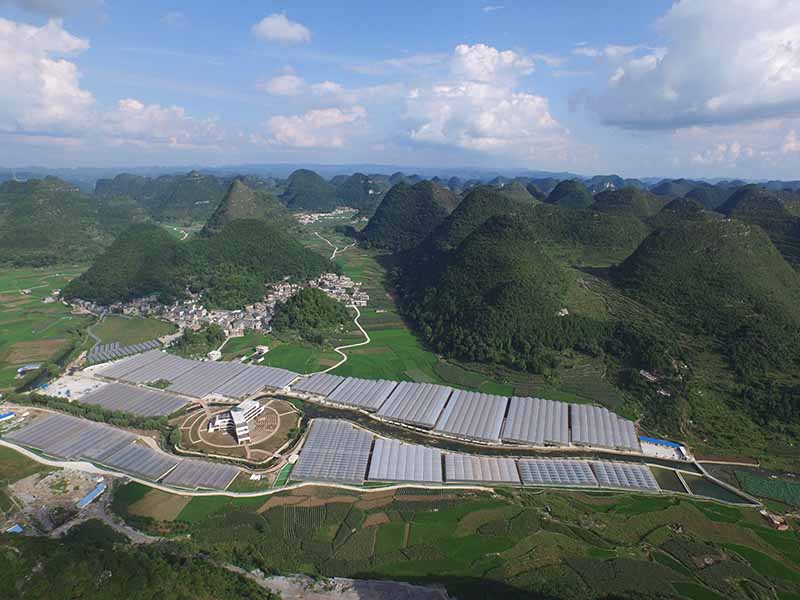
0 266 92 391
111 482 800 600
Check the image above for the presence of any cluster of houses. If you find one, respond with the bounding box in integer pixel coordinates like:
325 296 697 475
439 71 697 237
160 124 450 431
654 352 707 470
69 273 369 338
294 207 357 225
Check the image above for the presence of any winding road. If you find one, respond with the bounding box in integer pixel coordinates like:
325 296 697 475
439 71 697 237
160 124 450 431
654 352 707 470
321 305 371 374
314 231 355 260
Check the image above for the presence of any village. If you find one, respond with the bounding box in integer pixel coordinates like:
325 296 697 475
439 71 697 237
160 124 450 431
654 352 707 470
69 272 369 337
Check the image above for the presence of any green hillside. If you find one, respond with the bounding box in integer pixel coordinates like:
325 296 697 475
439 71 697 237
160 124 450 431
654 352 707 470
281 169 339 212
95 171 226 224
65 219 332 309
648 197 710 229
0 177 148 266
591 187 668 220
718 185 800 266
333 172 387 212
421 185 534 254
497 181 538 204
360 181 458 252
545 179 594 209
62 223 187 304
203 179 290 234
402 215 583 370
614 220 800 389
527 204 650 265
272 287 350 342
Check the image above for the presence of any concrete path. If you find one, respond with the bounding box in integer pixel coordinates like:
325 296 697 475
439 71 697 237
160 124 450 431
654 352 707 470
321 305 371 374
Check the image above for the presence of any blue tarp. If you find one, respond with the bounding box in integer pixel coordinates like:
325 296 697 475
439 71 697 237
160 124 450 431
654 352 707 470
639 436 682 449
0 412 15 421
6 524 23 534
77 483 107 509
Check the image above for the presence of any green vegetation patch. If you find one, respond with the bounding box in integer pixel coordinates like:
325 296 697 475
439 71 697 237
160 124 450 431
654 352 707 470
91 315 175 346
725 543 800 583
0 446 50 484
736 470 800 507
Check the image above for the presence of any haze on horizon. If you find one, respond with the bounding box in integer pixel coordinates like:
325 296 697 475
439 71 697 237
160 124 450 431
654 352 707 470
1 0 799 180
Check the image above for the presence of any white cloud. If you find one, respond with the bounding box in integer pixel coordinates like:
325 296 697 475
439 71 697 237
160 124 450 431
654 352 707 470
251 14 311 45
0 18 228 152
0 18 93 133
481 5 504 12
574 44 640 61
690 140 753 166
350 52 447 76
451 43 534 83
264 106 366 148
590 0 800 130
101 99 226 149
405 44 568 161
311 81 344 95
256 73 306 96
783 130 800 154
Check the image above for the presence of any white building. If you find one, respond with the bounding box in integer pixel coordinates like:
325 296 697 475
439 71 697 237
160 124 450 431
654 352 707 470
207 399 265 445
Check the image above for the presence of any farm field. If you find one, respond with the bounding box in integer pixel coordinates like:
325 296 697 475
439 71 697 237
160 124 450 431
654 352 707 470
0 266 91 391
222 331 341 374
735 470 800 507
110 482 800 600
90 315 176 346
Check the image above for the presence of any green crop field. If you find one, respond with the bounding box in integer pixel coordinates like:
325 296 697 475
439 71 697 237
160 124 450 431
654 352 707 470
0 266 91 390
110 485 800 600
0 446 50 484
736 470 800 507
90 315 176 346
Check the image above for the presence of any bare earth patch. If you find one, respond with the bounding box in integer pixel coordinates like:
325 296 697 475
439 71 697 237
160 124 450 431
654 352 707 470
305 495 359 508
129 490 190 521
363 512 391 528
6 339 67 363
258 495 311 513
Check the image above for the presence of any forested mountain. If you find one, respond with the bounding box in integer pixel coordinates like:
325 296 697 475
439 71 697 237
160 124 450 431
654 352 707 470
545 179 594 209
281 169 340 212
272 287 350 343
614 220 800 417
203 179 290 234
649 178 705 198
332 172 387 212
591 187 668 220
65 219 331 309
402 215 577 370
583 174 645 193
0 177 148 266
497 181 538 203
62 223 186 304
417 186 534 256
718 185 800 266
647 197 710 229
95 170 227 223
525 183 547 201
359 181 458 251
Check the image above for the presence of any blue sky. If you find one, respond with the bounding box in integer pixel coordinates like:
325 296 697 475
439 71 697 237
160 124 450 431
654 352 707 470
1 0 799 179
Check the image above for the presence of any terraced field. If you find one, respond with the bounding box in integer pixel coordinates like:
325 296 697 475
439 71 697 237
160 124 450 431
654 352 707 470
0 267 91 390
111 483 800 600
